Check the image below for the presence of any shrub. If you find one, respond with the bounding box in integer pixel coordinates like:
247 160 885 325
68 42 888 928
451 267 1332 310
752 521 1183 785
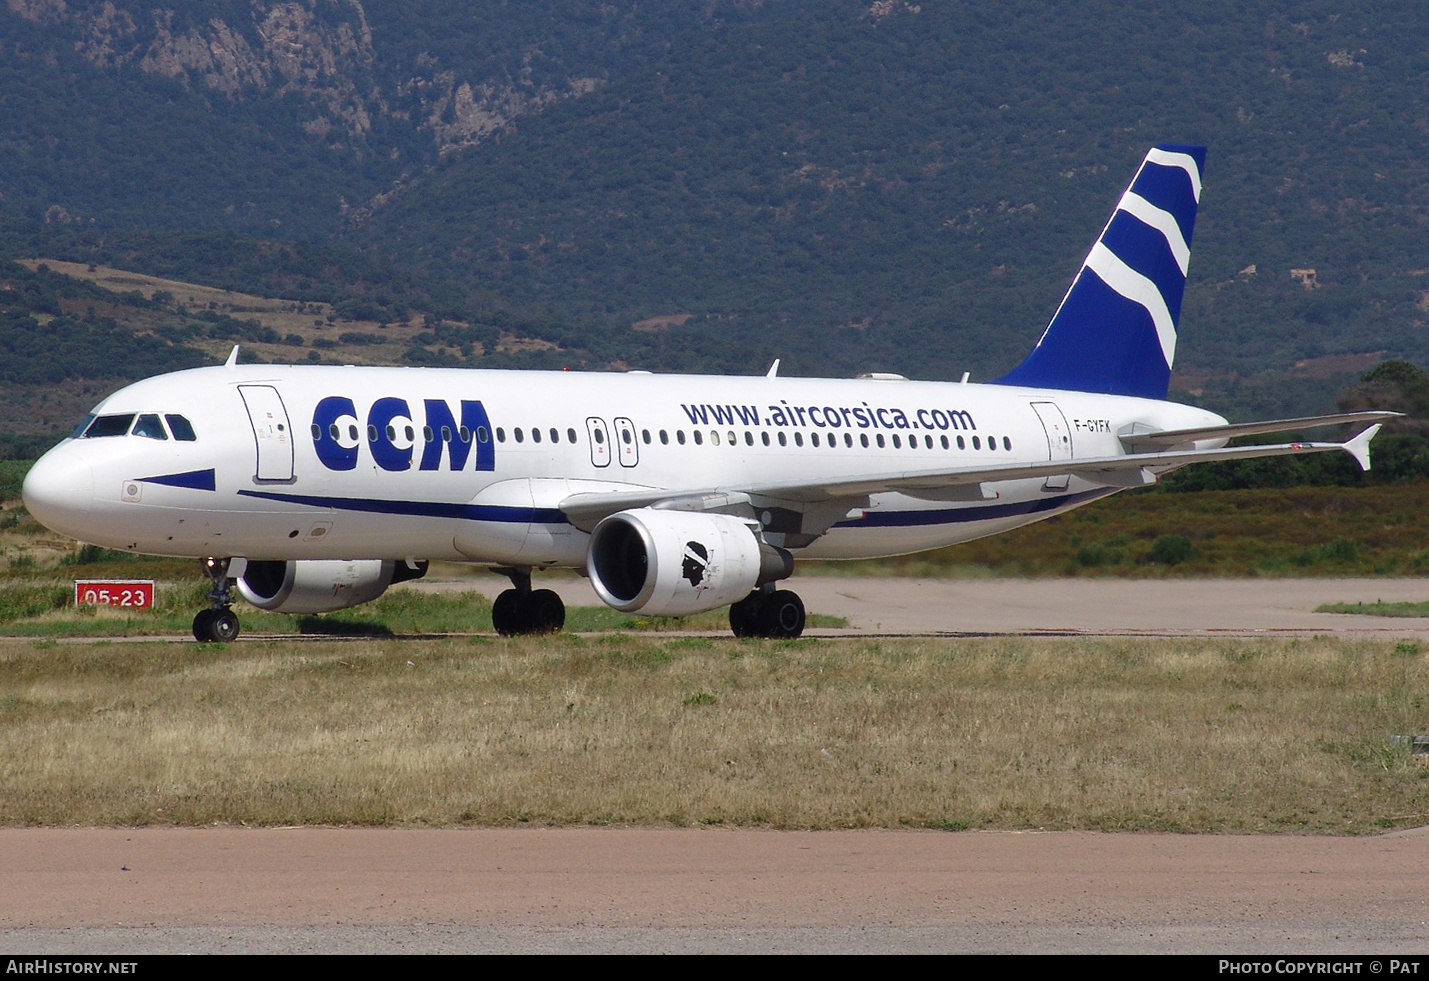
1149 534 1193 566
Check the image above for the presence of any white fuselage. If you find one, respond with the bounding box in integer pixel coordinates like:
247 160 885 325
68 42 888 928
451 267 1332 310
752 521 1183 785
22 363 1226 567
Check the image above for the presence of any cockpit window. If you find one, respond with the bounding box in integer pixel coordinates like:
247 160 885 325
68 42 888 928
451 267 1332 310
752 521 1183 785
132 414 168 440
165 414 197 441
83 414 135 438
70 414 96 439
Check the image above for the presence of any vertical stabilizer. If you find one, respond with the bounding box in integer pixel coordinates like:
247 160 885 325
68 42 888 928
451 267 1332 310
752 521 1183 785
995 144 1206 399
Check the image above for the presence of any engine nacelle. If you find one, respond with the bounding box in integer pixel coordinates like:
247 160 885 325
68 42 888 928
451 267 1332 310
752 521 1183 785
588 508 791 616
236 559 428 614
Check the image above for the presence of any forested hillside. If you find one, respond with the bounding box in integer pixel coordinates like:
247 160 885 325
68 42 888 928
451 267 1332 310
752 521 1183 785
4 0 1429 422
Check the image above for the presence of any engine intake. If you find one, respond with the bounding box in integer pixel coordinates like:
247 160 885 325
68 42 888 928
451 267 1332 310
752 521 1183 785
236 559 427 614
588 508 791 616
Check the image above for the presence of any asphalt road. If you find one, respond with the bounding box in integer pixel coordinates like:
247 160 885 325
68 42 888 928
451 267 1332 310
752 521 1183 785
426 574 1429 636
2 827 1426 954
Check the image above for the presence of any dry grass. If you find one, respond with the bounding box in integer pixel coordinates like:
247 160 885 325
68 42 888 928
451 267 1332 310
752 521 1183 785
1 633 1425 831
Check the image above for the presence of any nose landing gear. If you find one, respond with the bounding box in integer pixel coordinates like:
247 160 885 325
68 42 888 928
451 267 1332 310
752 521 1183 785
193 556 241 642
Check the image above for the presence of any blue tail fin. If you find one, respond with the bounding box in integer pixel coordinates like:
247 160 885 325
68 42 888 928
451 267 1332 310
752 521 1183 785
995 144 1206 400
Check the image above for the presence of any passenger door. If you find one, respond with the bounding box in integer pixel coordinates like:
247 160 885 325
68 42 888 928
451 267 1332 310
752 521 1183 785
239 385 295 482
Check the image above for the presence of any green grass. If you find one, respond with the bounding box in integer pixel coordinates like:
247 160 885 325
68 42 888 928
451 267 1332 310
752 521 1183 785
1317 601 1429 618
0 575 846 637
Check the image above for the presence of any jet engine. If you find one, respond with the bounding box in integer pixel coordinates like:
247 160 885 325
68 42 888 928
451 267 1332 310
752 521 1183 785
236 559 428 614
587 508 792 616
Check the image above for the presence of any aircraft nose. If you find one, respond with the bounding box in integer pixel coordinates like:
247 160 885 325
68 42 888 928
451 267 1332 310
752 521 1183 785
22 445 94 537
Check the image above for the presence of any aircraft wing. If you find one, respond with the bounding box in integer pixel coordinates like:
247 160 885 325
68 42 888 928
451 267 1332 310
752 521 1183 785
1117 410 1400 450
560 424 1384 528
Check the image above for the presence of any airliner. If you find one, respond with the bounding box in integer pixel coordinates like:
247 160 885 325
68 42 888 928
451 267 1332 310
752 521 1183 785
22 145 1393 641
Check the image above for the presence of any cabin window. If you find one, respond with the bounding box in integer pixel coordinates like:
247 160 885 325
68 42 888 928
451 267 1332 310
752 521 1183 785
762 432 770 446
988 435 996 451
531 428 541 443
643 429 652 444
940 435 949 449
326 424 338 441
845 433 853 447
957 435 966 449
972 436 981 450
860 433 869 448
440 426 451 442
496 428 506 443
312 424 323 441
892 434 901 449
745 431 754 446
622 429 633 445
514 428 525 443
876 434 885 448
811 432 820 447
926 435 934 449
405 425 414 442
778 432 787 447
694 430 704 446
568 428 578 443
367 425 379 443
550 428 559 444
660 430 669 445
386 425 397 441
84 414 134 438
593 429 604 444
166 415 197 441
676 430 686 445
1003 437 1012 450
472 427 484 443
710 431 719 446
794 432 803 447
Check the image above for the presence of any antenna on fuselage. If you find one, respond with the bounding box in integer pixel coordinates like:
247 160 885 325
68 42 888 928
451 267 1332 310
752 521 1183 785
766 359 780 379
224 345 240 368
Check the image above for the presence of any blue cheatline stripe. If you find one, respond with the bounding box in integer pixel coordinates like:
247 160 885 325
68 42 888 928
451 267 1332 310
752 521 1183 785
237 487 1116 532
836 488 1115 528
236 489 568 524
139 469 216 491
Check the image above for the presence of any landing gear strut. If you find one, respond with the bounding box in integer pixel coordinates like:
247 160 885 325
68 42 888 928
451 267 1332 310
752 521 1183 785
729 586 806 639
491 567 566 636
193 556 240 642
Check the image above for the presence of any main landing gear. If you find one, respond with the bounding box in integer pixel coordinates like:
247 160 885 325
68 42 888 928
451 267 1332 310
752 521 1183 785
729 586 806 639
193 556 240 643
491 567 566 636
